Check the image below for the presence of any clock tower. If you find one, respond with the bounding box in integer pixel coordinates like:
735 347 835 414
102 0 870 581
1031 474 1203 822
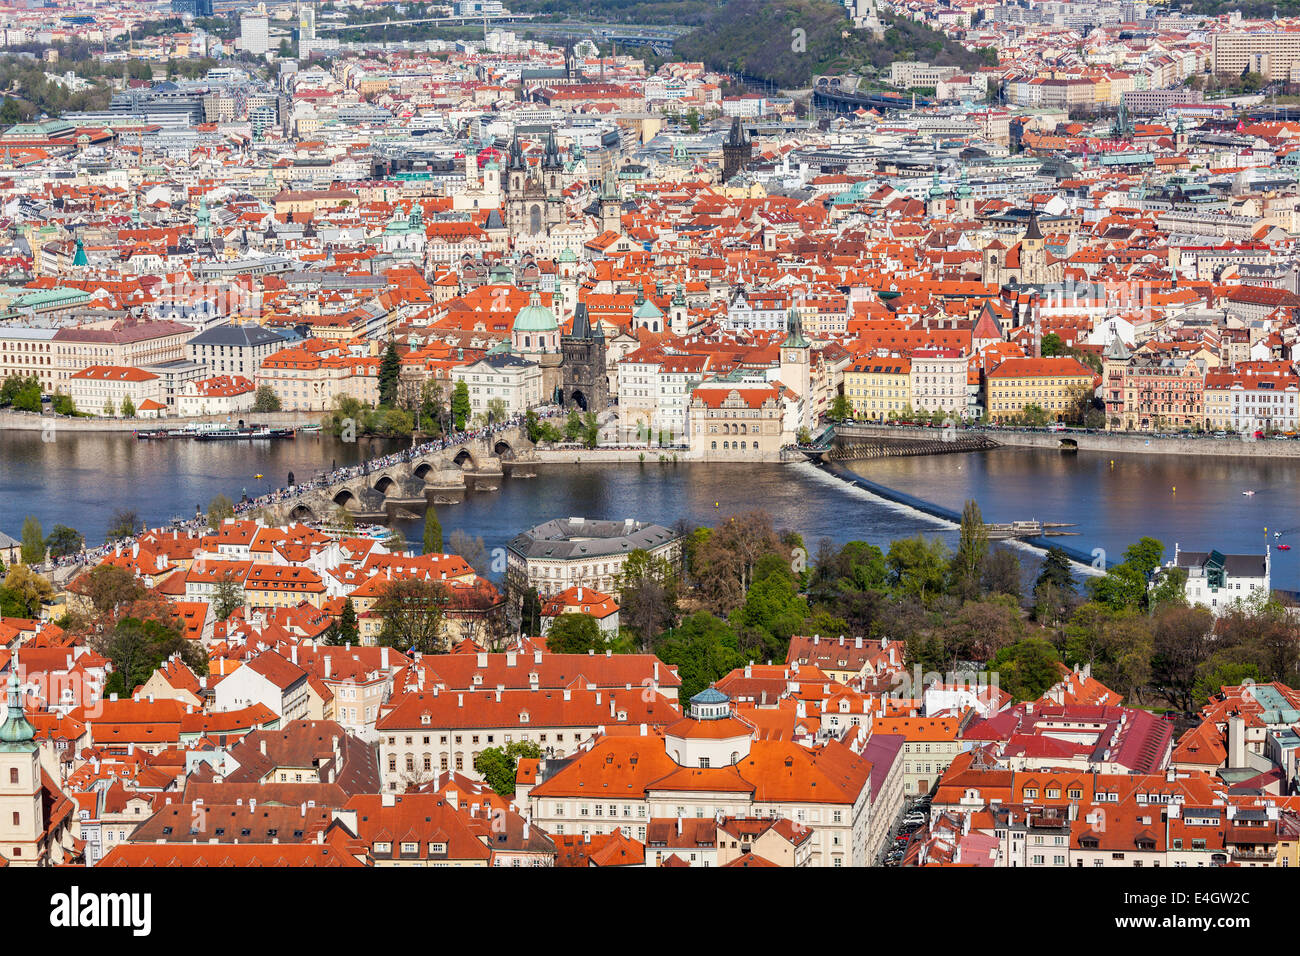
779 307 812 435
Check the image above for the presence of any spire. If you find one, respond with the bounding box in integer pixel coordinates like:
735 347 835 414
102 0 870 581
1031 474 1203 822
1023 211 1044 242
781 307 809 349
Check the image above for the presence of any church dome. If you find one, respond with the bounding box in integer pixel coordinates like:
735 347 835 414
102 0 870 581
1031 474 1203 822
513 292 558 333
633 297 663 321
559 245 577 263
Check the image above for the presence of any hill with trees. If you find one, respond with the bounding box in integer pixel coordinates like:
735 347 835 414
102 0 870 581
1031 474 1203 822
673 0 996 88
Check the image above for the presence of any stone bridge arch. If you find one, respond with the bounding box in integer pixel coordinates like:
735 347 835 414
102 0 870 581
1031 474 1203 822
372 472 400 494
289 503 317 523
333 488 360 510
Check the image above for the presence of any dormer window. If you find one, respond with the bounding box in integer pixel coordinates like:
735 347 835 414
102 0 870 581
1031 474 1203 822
420 714 431 725
519 711 529 724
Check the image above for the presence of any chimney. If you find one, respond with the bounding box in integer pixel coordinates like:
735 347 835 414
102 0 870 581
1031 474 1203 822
259 739 266 755
324 656 332 678
458 693 464 707
676 816 682 836
577 586 583 601
1229 714 1246 768
381 646 389 670
290 644 298 665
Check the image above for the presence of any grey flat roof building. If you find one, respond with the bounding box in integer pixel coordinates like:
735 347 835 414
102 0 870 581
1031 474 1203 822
508 517 679 561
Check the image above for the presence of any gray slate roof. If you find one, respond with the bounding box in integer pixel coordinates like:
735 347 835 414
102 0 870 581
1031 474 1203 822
508 518 679 560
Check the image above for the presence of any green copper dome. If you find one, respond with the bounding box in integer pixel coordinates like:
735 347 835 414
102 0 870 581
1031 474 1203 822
513 292 558 333
0 673 35 751
559 245 577 263
633 296 663 321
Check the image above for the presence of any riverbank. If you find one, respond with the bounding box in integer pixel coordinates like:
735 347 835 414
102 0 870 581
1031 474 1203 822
531 447 695 463
0 409 323 432
836 423 1300 459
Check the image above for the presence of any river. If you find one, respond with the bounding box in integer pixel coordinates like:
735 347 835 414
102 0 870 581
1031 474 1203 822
1 432 1296 590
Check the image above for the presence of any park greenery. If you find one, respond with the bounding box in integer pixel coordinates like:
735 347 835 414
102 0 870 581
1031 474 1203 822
505 506 1300 711
674 0 995 89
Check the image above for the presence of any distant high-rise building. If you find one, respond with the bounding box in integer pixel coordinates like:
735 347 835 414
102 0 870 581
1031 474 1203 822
240 13 271 55
171 0 214 15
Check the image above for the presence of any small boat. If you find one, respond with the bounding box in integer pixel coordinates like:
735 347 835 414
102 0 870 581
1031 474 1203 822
1242 490 1255 496
1279 544 1292 551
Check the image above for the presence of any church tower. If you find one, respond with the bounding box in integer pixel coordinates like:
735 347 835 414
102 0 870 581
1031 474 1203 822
669 284 688 336
1020 212 1047 285
779 307 812 435
956 170 975 219
0 672 43 865
722 117 752 183
599 167 622 235
927 170 947 220
557 246 579 317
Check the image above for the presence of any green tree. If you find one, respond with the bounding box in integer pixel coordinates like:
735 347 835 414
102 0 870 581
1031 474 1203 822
545 613 605 653
120 396 136 418
1036 547 1074 592
685 107 700 133
582 411 600 448
207 493 235 530
886 535 950 604
474 741 543 796
324 598 360 645
486 397 508 424
96 615 206 699
379 340 401 407
252 385 282 412
451 380 471 431
657 611 748 703
1039 332 1065 356
19 515 45 565
211 575 243 622
0 564 53 617
51 392 76 416
1019 404 1050 427
950 499 988 600
829 394 854 421
45 524 82 560
423 505 443 555
564 408 584 441
1192 660 1261 709
989 637 1061 701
